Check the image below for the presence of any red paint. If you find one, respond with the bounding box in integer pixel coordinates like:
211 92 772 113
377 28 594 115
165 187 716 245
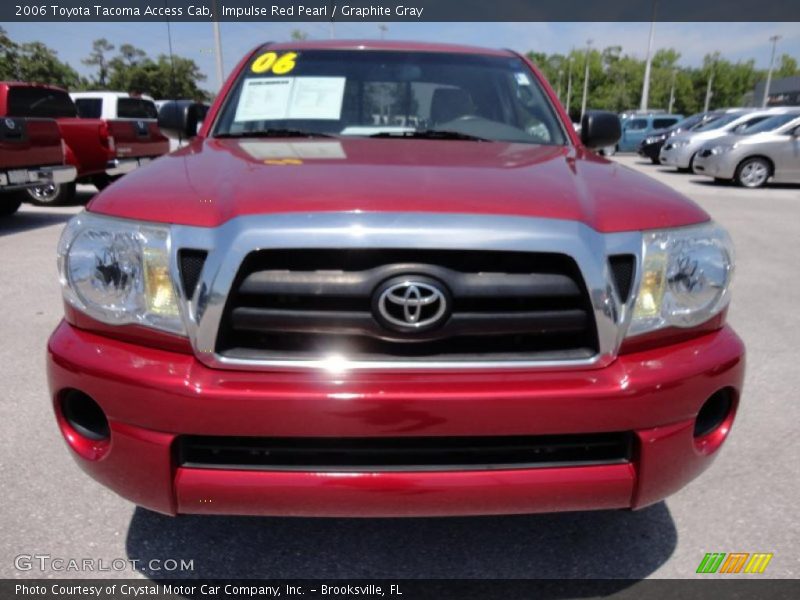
47 42 744 516
89 136 708 232
48 321 744 515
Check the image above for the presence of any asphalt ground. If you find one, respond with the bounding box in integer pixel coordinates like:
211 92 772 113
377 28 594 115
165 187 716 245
1 156 798 581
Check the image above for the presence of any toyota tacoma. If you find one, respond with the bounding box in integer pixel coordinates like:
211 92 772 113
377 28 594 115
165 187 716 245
48 41 744 517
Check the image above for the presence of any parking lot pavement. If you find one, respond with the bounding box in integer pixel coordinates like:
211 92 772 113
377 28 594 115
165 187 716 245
1 168 798 582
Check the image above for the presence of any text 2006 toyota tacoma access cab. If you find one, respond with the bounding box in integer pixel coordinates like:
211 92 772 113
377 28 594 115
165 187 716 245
48 41 744 516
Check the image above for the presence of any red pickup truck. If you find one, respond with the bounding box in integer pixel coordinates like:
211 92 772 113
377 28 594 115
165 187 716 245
0 101 76 216
0 82 168 205
47 41 744 517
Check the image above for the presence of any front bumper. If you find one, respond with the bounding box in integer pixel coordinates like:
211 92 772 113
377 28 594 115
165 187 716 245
105 157 153 177
637 140 664 160
0 164 76 190
47 321 745 517
659 144 695 169
692 152 739 180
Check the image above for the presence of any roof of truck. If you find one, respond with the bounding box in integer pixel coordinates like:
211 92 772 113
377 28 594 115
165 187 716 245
262 39 516 57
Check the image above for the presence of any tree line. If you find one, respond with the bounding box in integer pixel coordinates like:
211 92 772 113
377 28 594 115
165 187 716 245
0 27 208 100
528 47 800 118
2 26 798 113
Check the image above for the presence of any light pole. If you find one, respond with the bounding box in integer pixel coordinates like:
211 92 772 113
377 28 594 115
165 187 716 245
211 0 225 91
580 39 592 121
556 69 563 103
762 35 781 108
565 55 573 117
703 67 714 113
667 68 677 114
640 2 658 112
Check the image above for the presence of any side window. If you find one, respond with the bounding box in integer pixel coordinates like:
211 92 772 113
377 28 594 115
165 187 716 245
74 98 102 118
626 118 648 131
734 116 768 133
117 98 158 119
653 118 679 129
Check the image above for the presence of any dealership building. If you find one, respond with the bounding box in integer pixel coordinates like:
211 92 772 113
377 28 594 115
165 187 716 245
745 75 800 107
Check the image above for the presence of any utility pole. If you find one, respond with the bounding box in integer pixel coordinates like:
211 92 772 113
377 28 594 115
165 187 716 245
580 39 592 121
330 21 336 39
762 35 781 107
703 68 714 113
640 1 658 112
556 69 563 103
667 68 677 114
565 55 573 117
211 0 225 91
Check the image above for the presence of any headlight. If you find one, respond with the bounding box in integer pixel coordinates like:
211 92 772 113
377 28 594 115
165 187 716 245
645 134 666 144
57 212 185 335
709 143 736 155
672 139 691 148
627 223 734 337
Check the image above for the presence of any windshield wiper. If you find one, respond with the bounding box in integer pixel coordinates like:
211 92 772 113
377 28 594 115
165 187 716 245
369 129 489 142
215 128 335 139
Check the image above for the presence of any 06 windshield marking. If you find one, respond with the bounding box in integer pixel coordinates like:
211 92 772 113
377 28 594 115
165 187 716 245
213 49 567 146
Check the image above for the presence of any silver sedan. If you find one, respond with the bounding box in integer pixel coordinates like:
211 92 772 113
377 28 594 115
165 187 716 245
692 112 800 188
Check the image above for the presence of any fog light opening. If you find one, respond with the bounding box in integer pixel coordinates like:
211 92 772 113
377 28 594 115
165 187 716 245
60 390 110 441
694 390 733 438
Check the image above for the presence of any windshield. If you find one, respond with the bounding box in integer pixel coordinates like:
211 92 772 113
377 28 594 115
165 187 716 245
213 49 567 145
693 113 742 131
739 113 800 134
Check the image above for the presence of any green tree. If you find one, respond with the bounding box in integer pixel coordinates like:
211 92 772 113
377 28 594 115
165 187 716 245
82 38 115 87
15 41 81 88
775 54 799 78
290 29 309 41
0 26 19 80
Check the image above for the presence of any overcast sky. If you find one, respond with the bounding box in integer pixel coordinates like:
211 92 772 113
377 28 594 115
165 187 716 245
5 21 799 91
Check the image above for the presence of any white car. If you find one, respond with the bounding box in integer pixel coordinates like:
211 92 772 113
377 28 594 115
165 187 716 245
658 108 792 172
70 91 158 121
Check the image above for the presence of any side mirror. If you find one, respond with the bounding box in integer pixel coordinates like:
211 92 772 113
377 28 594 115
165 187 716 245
157 100 203 141
581 111 622 149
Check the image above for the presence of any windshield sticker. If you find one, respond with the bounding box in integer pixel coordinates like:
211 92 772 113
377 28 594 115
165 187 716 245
515 72 531 86
251 51 298 75
239 141 347 160
234 77 346 122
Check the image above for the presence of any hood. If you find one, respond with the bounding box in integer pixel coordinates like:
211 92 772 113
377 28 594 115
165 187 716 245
89 137 708 233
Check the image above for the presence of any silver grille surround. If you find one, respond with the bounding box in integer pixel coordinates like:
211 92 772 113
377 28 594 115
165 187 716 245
168 212 644 371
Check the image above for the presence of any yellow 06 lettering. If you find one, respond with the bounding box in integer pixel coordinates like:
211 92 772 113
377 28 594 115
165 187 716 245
251 52 277 74
271 52 298 75
251 52 297 75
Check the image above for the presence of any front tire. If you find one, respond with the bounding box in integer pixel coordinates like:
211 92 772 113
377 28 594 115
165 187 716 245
26 182 75 206
650 157 660 165
0 195 22 217
92 174 121 190
735 157 771 188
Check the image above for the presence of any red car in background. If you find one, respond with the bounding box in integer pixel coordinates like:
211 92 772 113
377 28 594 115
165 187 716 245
48 41 743 517
0 82 168 206
0 104 76 216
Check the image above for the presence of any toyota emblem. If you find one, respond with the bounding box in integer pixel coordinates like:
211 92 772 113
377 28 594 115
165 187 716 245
374 277 450 332
4 118 15 129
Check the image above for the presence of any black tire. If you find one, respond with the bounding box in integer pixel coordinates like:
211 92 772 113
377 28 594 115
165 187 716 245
26 182 75 206
735 157 771 189
650 157 660 165
0 195 22 217
677 153 697 173
92 174 123 190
